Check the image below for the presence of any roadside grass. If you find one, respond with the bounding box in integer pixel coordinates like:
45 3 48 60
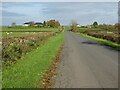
2 33 64 88
77 33 120 50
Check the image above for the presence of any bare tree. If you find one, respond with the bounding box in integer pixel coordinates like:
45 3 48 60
70 20 78 32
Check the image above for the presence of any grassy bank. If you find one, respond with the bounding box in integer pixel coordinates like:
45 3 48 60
2 33 64 88
77 33 120 50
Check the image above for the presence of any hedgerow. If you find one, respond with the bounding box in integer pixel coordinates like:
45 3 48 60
78 30 120 44
2 32 57 67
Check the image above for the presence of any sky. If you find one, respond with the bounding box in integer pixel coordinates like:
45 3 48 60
1 2 119 26
1 0 120 2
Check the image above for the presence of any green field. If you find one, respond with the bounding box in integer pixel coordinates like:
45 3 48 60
2 33 64 88
2 32 33 37
2 26 59 32
78 27 101 31
2 26 60 37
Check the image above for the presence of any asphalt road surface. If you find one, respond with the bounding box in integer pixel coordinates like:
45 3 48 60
53 31 118 88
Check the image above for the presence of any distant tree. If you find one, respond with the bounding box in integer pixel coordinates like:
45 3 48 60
93 21 98 28
47 20 60 28
43 21 46 27
97 24 116 31
70 20 78 32
115 23 120 33
62 26 64 30
115 23 120 29
11 22 16 27
55 21 61 27
58 25 64 32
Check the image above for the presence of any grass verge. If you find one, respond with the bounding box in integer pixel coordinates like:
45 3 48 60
39 45 63 88
2 33 64 88
77 33 120 50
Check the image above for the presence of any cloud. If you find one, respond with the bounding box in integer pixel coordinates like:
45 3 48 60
2 10 26 17
2 2 118 26
41 2 118 25
118 2 120 15
1 0 120 2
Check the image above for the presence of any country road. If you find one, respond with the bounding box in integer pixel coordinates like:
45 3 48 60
53 31 118 88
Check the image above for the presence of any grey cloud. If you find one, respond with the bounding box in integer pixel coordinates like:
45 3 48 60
41 2 118 25
2 2 118 26
2 10 26 17
42 2 117 13
2 2 47 8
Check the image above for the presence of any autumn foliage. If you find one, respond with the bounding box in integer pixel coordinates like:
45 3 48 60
47 20 60 28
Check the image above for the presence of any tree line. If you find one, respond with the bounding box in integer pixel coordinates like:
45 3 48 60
70 21 120 32
11 20 61 28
